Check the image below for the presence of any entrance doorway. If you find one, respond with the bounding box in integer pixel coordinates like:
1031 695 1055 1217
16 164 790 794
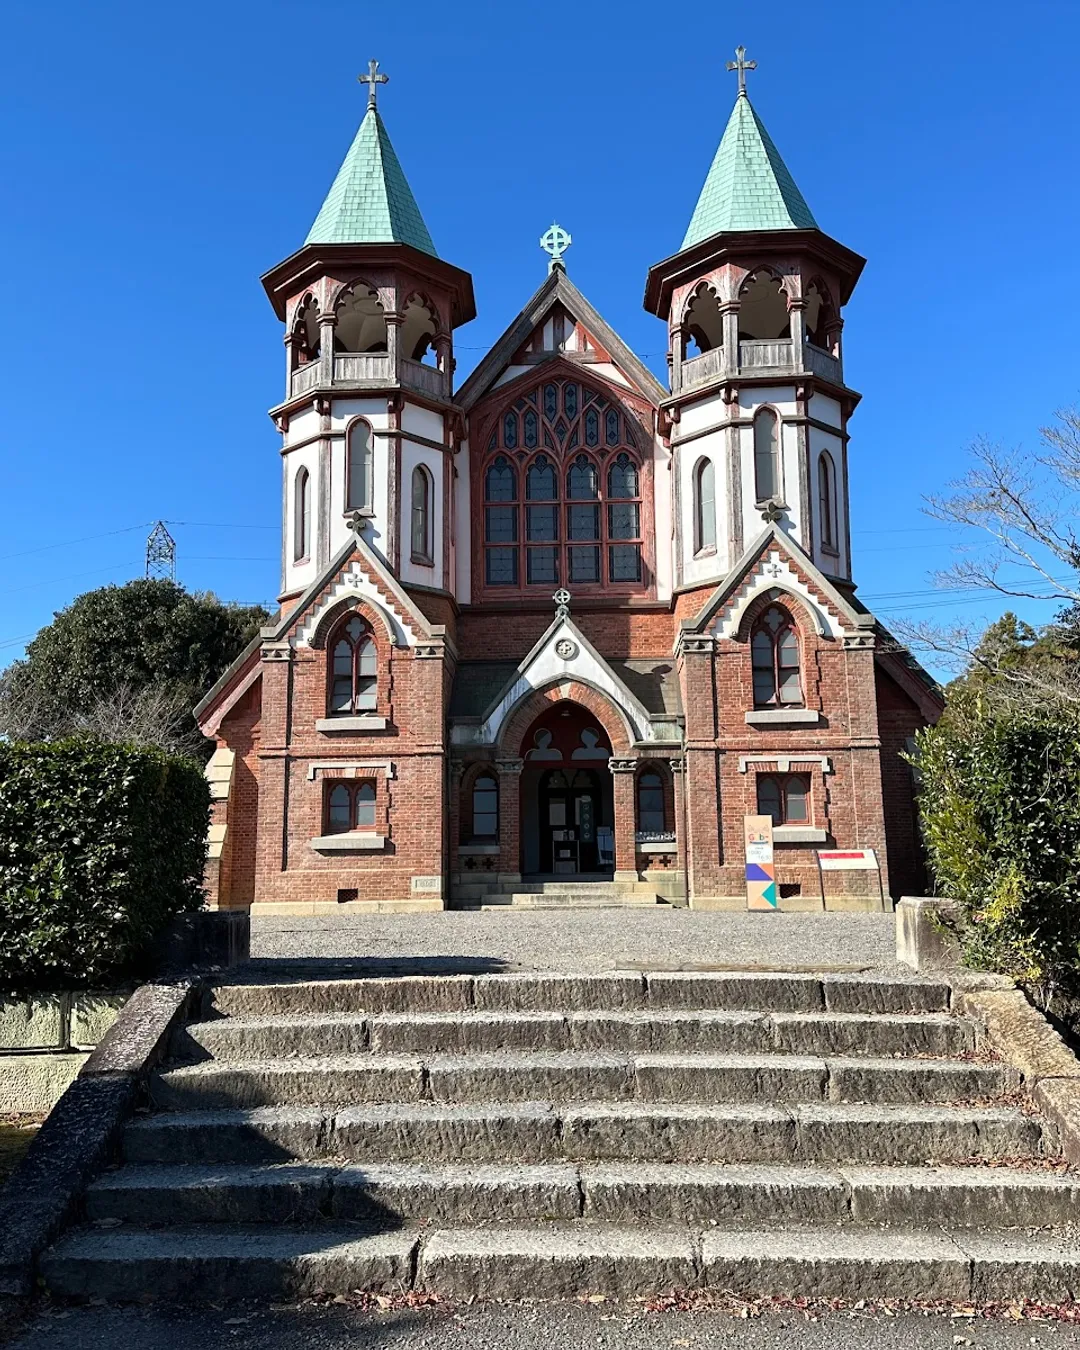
518 701 615 878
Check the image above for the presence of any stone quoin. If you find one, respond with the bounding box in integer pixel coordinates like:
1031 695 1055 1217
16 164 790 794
193 51 941 914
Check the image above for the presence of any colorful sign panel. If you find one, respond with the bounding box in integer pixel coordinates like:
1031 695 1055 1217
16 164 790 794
744 814 777 910
817 849 879 872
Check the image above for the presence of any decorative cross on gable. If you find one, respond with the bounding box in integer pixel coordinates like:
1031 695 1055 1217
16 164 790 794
553 588 571 619
726 45 757 96
359 58 389 111
540 223 572 274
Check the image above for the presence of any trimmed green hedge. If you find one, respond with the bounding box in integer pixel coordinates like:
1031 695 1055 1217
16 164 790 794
0 738 209 994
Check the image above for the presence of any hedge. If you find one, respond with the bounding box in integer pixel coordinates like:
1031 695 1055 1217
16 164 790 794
912 689 1080 987
0 738 209 994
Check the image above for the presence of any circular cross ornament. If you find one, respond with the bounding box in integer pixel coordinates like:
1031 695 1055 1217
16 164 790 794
555 638 577 660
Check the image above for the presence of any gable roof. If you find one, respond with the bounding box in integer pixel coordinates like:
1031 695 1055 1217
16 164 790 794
681 92 817 249
456 268 666 411
305 106 437 255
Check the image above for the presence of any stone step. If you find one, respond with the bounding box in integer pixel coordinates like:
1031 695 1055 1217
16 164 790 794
85 1160 1080 1229
181 1008 973 1061
150 1051 1014 1111
481 893 663 909
41 1222 1080 1303
123 1100 1045 1167
207 971 952 1018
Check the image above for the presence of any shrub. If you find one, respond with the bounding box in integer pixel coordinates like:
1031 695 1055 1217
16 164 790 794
0 738 209 994
912 689 1080 987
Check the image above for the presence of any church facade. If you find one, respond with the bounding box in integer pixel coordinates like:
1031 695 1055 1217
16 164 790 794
195 55 941 914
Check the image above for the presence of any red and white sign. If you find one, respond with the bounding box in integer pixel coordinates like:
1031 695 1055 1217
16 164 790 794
817 849 879 872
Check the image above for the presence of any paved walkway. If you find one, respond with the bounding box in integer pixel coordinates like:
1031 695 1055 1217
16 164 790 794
7 1300 1075 1349
245 910 899 977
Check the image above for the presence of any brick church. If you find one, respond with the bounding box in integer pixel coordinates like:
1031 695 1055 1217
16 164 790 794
195 52 941 914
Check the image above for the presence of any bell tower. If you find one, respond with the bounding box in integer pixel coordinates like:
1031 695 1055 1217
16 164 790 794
644 48 865 592
262 61 475 602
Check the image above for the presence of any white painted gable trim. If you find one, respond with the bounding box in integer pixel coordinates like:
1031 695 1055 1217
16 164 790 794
709 548 849 640
295 560 416 649
451 616 654 747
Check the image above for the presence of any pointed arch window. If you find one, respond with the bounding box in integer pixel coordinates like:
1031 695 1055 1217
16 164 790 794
329 615 378 715
693 457 716 555
818 451 837 552
326 780 378 833
293 466 311 563
757 774 810 825
753 408 781 503
470 774 498 840
751 605 803 707
346 420 374 513
480 381 646 593
411 465 433 563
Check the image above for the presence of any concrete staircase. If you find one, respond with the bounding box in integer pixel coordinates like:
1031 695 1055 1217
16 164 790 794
454 878 669 909
40 970 1080 1304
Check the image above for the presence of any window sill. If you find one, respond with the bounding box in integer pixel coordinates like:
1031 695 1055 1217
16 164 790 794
311 832 387 853
458 843 500 856
773 826 828 844
316 716 389 733
292 555 311 566
821 545 840 558
637 839 677 854
693 545 717 560
344 508 375 520
745 709 821 726
411 553 434 568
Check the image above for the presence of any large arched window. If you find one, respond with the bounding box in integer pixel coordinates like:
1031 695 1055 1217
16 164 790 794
751 604 803 707
347 421 373 513
328 615 377 715
693 457 716 554
470 774 498 840
637 770 667 834
293 466 311 563
818 451 837 551
411 465 432 563
753 408 781 503
481 380 644 592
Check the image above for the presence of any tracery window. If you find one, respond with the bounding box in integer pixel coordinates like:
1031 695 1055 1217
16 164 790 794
481 381 645 591
328 615 377 715
693 457 716 554
818 451 837 551
751 605 802 707
411 465 432 563
757 774 810 826
326 781 377 833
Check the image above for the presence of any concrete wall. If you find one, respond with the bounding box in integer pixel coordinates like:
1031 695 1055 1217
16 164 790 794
0 992 126 1112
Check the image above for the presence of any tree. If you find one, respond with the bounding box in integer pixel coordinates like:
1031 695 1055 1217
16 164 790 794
0 580 270 753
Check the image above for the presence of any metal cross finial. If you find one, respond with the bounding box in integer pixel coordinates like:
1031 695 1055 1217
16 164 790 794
358 58 389 111
540 223 572 274
726 45 757 96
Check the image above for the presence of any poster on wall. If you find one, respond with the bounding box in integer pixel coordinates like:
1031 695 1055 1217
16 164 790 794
744 814 777 911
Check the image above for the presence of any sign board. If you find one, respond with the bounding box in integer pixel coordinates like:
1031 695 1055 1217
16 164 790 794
817 849 879 872
744 814 777 910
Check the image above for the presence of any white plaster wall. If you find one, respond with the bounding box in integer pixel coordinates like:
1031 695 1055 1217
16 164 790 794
402 404 444 444
589 362 631 389
328 398 391 561
283 405 319 448
282 442 320 596
399 439 445 590
679 430 728 589
492 365 532 390
809 392 842 430
454 438 471 604
678 395 724 437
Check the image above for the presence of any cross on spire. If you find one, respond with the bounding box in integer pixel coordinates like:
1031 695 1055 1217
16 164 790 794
358 58 389 111
726 45 757 96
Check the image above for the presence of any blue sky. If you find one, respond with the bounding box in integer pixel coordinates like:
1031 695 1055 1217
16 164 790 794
1 0 1078 670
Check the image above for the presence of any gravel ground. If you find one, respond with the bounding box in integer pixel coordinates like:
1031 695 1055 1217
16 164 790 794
246 910 899 976
7 1300 1080 1350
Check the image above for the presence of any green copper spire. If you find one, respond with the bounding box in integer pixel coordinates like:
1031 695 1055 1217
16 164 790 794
681 49 817 249
305 61 437 255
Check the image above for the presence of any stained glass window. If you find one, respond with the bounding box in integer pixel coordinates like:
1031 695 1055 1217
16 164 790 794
503 412 518 449
606 410 620 445
524 410 539 448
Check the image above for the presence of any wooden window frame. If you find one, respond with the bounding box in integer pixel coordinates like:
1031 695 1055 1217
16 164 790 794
636 769 668 834
750 607 804 708
293 465 311 563
411 464 433 565
756 773 811 826
753 407 782 504
693 456 716 556
818 451 837 553
469 773 499 841
346 417 374 515
324 779 379 834
327 615 378 716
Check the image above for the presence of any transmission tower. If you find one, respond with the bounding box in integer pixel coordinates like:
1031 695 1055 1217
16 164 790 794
145 521 177 581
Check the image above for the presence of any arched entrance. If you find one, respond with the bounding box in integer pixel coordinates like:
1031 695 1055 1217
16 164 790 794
519 701 614 878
